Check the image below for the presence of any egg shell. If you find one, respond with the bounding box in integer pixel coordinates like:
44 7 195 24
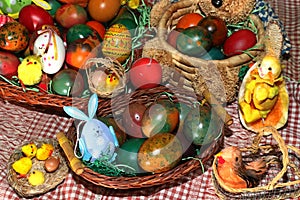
0 15 15 27
223 29 257 57
0 22 29 52
116 138 146 174
102 23 132 63
122 102 147 138
44 156 60 172
141 100 179 137
138 133 183 173
33 30 65 74
52 69 85 96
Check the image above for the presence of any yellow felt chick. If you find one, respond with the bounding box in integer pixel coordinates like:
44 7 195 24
12 157 32 178
21 143 37 159
18 55 43 86
28 170 45 186
36 143 54 161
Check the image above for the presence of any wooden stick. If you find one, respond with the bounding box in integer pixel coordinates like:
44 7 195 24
56 132 85 175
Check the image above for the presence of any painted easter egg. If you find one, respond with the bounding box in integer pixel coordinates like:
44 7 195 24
176 26 212 57
0 21 29 52
183 104 222 146
116 138 146 174
33 29 65 74
80 119 117 161
223 29 257 57
198 16 228 47
98 116 127 146
66 24 100 44
51 69 84 96
55 3 88 29
66 36 100 69
102 23 132 63
19 4 54 33
87 0 120 23
141 100 179 138
122 102 147 138
0 15 15 27
138 133 182 173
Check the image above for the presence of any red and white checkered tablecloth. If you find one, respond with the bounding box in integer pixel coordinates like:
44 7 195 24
0 0 299 199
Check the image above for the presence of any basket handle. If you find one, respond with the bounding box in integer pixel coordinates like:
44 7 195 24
56 132 85 175
252 126 289 190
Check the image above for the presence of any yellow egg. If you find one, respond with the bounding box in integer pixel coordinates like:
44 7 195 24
101 23 132 63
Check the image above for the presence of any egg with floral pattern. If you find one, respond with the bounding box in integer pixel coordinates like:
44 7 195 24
0 22 29 52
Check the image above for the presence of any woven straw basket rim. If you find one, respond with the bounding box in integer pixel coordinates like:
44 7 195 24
7 138 69 197
157 0 265 68
156 0 266 103
58 85 227 189
86 57 127 98
212 126 300 199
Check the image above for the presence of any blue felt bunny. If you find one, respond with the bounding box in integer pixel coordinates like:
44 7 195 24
63 94 119 163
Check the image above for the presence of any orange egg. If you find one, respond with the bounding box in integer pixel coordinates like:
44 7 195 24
87 0 121 23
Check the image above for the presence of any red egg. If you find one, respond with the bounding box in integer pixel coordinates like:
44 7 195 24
0 15 14 27
129 57 162 89
198 16 228 47
223 29 257 57
55 4 88 29
0 51 20 78
122 102 147 138
86 21 106 40
19 5 54 33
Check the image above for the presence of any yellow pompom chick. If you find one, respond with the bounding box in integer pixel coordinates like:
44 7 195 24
36 143 54 161
18 55 43 86
28 170 45 186
21 143 37 159
12 157 32 178
105 73 119 91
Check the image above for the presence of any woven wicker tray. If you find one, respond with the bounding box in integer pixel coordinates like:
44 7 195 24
7 138 69 197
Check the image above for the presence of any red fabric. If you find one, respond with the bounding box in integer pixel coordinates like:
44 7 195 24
0 0 299 199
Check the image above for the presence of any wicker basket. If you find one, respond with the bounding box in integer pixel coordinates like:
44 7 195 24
156 0 266 103
0 79 91 115
212 126 300 199
57 85 227 189
7 138 69 198
86 57 127 98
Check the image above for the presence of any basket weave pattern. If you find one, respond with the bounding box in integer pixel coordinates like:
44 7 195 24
60 85 226 189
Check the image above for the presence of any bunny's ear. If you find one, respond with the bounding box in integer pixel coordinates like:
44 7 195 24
88 93 98 119
63 106 90 121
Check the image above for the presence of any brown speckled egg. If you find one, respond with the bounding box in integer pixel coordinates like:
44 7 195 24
137 133 182 173
0 22 29 52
